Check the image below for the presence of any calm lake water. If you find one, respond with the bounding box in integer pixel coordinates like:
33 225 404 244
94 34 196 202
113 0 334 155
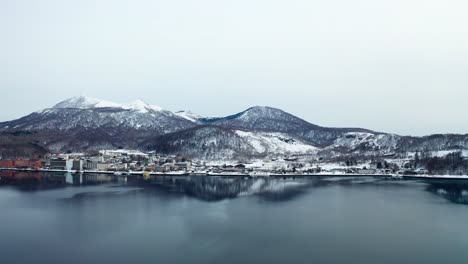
1 172 468 264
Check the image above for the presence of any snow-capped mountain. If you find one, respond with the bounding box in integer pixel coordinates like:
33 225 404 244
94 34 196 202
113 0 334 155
0 96 196 152
203 106 372 146
203 106 318 131
1 96 194 132
53 96 124 109
138 105 468 160
1 96 468 159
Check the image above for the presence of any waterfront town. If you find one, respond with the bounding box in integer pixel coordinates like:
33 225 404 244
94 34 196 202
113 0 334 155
0 149 437 177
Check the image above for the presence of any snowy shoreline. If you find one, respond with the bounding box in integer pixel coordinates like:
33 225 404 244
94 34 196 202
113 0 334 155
2 167 468 180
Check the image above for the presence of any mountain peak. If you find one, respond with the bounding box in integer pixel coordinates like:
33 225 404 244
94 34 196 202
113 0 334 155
249 105 272 110
53 96 123 109
244 106 282 114
52 96 163 113
126 99 163 113
238 106 290 120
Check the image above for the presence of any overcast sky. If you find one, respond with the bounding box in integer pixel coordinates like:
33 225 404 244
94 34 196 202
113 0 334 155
1 0 467 136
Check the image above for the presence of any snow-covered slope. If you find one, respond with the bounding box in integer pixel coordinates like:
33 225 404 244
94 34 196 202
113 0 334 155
175 110 203 123
235 130 317 155
143 126 318 160
144 126 255 160
328 132 400 154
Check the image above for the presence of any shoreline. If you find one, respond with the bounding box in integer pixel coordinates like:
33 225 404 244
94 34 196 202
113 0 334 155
2 167 468 180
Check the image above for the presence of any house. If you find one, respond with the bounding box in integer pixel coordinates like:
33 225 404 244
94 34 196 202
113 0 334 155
155 165 171 173
50 158 73 170
0 160 13 168
174 161 192 171
82 160 112 171
112 163 128 171
96 163 112 171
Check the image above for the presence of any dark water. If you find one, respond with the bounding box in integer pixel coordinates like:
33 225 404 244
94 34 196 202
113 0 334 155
1 172 468 264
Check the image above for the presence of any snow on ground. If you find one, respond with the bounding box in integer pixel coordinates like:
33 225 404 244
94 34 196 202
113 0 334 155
203 160 238 166
406 150 468 158
243 160 265 169
235 130 317 154
318 161 372 171
175 111 203 122
126 99 162 113
430 150 468 158
318 163 346 170
99 149 148 156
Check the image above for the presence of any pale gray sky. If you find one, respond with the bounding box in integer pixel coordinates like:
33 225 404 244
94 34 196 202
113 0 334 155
1 0 467 136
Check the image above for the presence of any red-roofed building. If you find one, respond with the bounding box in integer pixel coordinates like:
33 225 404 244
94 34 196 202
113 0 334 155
0 160 42 169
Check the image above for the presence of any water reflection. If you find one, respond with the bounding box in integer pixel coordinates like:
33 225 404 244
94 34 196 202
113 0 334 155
0 170 42 182
2 171 468 205
147 176 318 201
2 174 468 264
426 182 468 205
0 171 351 201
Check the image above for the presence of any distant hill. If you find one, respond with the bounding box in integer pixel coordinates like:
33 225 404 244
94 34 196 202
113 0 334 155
1 96 467 160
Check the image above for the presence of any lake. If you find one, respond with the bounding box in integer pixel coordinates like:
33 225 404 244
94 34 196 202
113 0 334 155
1 171 468 264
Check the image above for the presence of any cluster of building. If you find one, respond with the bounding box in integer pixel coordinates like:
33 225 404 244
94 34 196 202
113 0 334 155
41 150 193 173
0 159 42 170
0 149 437 176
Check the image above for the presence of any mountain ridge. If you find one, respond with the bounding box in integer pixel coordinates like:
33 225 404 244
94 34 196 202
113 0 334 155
0 96 467 160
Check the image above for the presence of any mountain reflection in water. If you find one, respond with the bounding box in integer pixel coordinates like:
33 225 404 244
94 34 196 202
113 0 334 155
1 171 468 264
2 171 468 205
425 182 468 205
148 176 317 201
